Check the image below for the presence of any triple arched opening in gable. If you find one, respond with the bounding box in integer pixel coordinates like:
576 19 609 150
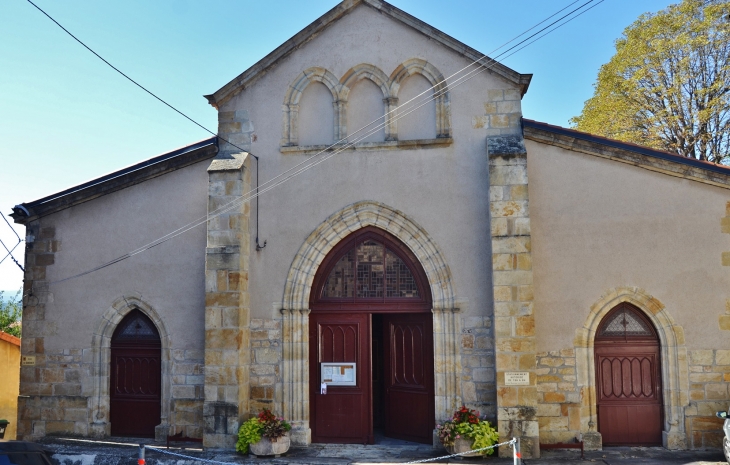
310 226 432 311
281 60 450 148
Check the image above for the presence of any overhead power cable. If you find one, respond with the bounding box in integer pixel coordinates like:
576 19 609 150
27 0 603 285
0 214 25 272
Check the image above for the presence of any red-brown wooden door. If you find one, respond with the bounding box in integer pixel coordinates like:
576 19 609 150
383 313 434 443
309 227 434 444
110 310 161 437
595 304 663 446
310 312 371 444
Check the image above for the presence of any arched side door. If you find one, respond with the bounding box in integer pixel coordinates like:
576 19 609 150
309 226 434 444
595 303 663 446
110 309 162 437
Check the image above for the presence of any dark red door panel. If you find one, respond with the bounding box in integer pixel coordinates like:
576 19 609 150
110 347 161 437
383 313 434 444
110 310 161 438
310 313 371 444
595 346 662 445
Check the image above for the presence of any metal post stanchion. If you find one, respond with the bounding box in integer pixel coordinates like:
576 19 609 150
138 444 146 465
513 437 521 465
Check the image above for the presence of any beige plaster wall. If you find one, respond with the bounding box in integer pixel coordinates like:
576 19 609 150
220 4 520 325
17 159 209 439
526 140 730 352
39 160 209 353
0 334 20 440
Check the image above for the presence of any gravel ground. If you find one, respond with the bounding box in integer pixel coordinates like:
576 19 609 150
34 437 729 465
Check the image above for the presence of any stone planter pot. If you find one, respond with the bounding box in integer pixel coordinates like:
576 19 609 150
446 437 481 457
249 433 291 457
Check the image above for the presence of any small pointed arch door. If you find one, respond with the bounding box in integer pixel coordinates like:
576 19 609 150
110 309 162 437
595 303 663 446
309 226 434 444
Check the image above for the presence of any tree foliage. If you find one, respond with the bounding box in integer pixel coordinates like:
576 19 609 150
571 0 730 163
0 290 22 338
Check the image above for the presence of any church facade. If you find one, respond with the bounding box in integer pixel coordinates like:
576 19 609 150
10 0 730 458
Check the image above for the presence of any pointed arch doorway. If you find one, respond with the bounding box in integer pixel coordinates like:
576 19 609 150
309 226 434 444
595 303 663 446
110 309 162 437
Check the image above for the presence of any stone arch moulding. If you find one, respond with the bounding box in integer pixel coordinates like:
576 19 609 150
574 287 689 450
88 293 172 440
281 67 344 147
280 201 461 446
281 60 452 151
389 58 451 139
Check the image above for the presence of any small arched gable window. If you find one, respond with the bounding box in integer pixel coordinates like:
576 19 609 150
396 73 436 140
112 309 161 345
596 303 658 341
298 81 335 146
311 226 431 311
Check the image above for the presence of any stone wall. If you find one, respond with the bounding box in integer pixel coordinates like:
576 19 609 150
17 223 60 439
488 138 539 459
170 349 205 438
249 318 283 414
460 315 496 422
217 111 254 158
535 350 583 444
685 349 729 449
472 89 522 136
19 296 205 441
203 152 252 448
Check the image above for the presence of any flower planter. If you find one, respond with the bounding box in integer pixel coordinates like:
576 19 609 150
446 437 481 457
249 433 290 457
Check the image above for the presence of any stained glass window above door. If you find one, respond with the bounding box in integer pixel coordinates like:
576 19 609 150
323 240 420 299
597 304 655 338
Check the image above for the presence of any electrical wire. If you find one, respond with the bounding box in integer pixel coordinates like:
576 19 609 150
45 0 602 285
27 0 603 285
25 0 259 160
0 214 24 272
26 0 596 228
115 0 603 257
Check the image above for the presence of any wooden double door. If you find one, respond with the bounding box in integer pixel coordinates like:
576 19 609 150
309 311 434 444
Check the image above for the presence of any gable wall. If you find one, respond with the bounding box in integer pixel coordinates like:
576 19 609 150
525 138 730 449
220 3 519 329
211 3 526 439
17 159 209 440
526 140 729 351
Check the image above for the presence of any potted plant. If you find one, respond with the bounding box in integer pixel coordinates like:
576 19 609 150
236 408 292 456
437 406 500 457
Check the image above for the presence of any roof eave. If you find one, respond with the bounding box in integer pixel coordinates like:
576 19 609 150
11 137 218 224
523 119 730 189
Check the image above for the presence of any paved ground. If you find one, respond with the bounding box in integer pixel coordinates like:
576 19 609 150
36 437 728 465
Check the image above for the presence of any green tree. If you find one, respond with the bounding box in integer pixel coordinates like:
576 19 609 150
0 290 22 338
571 0 730 163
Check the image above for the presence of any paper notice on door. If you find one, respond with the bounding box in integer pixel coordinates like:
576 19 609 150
321 362 356 386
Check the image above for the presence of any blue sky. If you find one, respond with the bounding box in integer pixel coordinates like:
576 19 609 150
0 0 674 292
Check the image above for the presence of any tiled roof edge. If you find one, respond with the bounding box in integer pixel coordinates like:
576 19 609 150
0 330 21 347
523 119 730 189
11 137 218 224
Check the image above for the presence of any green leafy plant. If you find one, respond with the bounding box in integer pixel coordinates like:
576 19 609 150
436 405 499 456
235 409 291 454
0 290 22 338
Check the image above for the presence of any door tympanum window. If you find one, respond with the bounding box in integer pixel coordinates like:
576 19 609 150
309 227 434 444
595 303 662 446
